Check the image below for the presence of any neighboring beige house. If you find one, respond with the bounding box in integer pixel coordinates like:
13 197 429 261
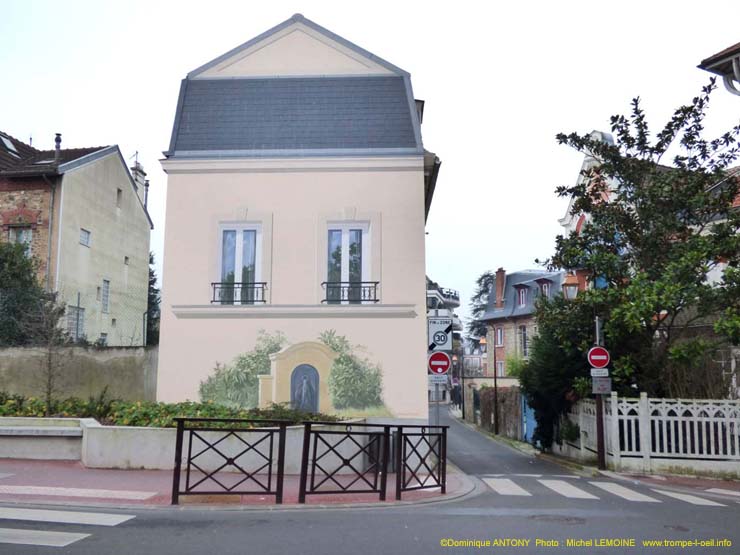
157 14 441 421
0 131 153 346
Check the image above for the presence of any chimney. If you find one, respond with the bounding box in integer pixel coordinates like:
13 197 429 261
54 133 62 163
495 267 506 308
130 161 148 205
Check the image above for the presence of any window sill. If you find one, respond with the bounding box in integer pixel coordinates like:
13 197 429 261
171 304 418 319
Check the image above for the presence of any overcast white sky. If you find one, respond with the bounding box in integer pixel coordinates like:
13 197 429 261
2 1 739 324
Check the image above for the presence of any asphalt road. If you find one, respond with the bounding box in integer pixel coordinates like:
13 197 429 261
2 406 739 555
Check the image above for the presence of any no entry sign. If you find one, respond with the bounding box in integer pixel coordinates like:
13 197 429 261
428 351 451 375
587 346 610 369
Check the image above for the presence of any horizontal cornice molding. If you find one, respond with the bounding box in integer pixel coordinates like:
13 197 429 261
160 155 424 174
171 303 418 319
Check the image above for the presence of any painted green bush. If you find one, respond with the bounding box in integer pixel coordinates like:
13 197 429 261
199 330 286 409
319 330 383 410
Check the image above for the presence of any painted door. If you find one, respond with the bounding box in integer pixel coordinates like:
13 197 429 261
291 364 319 413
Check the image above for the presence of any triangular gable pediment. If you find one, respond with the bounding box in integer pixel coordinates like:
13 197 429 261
190 14 403 79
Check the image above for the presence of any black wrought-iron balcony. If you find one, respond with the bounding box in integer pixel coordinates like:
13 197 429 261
211 282 267 305
321 281 379 304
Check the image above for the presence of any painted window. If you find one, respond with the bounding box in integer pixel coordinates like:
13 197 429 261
9 226 32 257
218 224 262 304
517 288 527 307
80 228 91 247
66 307 85 340
519 325 529 357
99 333 108 346
116 188 122 208
495 327 503 346
326 223 370 304
102 280 110 313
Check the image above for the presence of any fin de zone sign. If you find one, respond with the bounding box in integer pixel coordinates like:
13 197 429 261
428 351 451 375
587 346 610 369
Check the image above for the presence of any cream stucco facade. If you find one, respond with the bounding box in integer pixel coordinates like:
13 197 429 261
157 15 436 421
55 151 151 346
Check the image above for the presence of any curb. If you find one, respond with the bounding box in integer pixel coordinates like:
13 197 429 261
0 471 477 514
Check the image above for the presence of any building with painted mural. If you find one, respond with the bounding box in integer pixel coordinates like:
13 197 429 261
157 14 442 421
0 131 153 346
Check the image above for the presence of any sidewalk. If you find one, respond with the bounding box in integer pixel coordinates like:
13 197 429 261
0 459 472 509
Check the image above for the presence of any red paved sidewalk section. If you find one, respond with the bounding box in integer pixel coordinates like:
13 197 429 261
0 459 468 508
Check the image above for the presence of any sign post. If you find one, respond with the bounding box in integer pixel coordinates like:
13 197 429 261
587 344 610 471
428 352 451 426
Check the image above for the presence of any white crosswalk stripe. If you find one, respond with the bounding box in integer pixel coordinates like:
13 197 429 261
0 506 135 547
0 485 156 500
0 507 134 526
652 489 726 507
705 488 740 498
0 528 89 547
482 478 532 496
538 479 599 499
589 482 660 502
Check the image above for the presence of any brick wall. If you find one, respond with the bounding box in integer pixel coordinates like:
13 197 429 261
0 177 53 283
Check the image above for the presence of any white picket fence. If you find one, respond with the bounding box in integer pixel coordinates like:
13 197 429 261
561 393 740 474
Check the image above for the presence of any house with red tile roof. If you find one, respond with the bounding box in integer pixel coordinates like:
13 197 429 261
0 131 153 346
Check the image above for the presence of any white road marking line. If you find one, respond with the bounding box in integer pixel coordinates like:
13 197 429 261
538 479 599 499
589 482 660 502
0 507 134 526
0 485 156 500
705 488 740 498
0 474 13 480
483 478 532 496
0 527 89 547
652 489 726 506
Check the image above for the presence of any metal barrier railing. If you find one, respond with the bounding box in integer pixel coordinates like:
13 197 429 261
171 417 288 505
395 425 447 500
298 422 391 503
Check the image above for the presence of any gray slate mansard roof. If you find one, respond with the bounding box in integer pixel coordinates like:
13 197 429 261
481 270 565 322
165 14 423 158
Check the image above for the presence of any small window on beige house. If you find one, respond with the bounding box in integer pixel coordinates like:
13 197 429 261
80 228 91 247
116 188 122 207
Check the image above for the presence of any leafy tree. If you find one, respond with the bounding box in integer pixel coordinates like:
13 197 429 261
466 270 495 345
22 291 69 415
0 242 44 346
146 253 160 346
199 330 286 408
523 79 740 447
552 79 740 396
320 330 383 410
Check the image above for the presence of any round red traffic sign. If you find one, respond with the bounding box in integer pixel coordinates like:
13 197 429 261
587 346 610 368
428 352 451 375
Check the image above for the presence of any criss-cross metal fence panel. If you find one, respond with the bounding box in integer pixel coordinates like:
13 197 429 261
171 417 288 505
298 422 390 503
395 425 448 500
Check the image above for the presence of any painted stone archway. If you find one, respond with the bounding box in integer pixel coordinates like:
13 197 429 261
258 341 337 413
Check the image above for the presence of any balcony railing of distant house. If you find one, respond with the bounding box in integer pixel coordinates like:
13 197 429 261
321 281 379 304
211 282 267 305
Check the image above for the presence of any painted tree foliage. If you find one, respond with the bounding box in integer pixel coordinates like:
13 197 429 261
521 80 740 447
199 330 286 409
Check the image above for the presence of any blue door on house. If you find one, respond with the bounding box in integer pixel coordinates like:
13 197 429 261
522 396 536 444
